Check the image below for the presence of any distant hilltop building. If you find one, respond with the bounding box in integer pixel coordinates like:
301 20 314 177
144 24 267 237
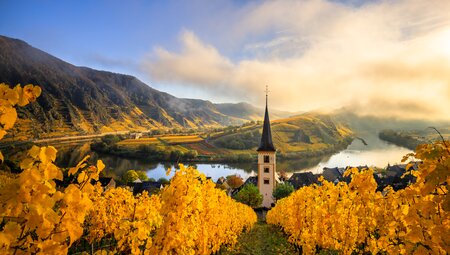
257 87 277 208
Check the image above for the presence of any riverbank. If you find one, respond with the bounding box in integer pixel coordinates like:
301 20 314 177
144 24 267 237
90 134 354 164
378 129 422 150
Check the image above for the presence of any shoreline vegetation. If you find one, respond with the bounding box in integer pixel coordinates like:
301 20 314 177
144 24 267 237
378 128 450 150
0 113 354 167
378 129 423 150
88 113 355 164
90 133 353 164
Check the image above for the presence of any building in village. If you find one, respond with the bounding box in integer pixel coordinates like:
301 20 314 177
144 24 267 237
288 172 319 189
257 87 277 208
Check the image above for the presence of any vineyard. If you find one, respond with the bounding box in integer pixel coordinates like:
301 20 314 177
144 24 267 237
117 135 204 147
267 141 450 254
1 84 449 254
0 84 257 254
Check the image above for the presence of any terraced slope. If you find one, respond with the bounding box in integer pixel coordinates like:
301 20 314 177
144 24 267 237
211 112 353 154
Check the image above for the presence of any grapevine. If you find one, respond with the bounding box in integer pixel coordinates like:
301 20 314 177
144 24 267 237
267 140 449 254
0 83 262 254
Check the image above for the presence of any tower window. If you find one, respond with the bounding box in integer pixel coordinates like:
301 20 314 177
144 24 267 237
264 179 270 185
264 155 270 163
264 167 270 173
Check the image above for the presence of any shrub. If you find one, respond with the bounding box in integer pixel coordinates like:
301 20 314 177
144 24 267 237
233 184 263 208
136 170 149 181
123 170 140 183
273 182 295 201
158 177 170 185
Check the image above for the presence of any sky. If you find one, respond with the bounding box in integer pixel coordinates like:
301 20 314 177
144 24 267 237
1 0 450 121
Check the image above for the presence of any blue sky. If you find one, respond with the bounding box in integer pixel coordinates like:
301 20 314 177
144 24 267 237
0 0 371 90
1 0 449 120
1 0 260 100
1 1 208 72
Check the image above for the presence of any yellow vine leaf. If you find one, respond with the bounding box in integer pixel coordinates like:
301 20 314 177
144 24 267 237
39 146 57 164
97 160 105 172
267 140 449 254
3 88 19 105
0 107 17 130
0 129 6 140
77 172 87 184
29 145 41 159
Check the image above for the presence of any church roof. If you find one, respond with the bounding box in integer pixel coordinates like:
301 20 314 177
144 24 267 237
257 94 276 152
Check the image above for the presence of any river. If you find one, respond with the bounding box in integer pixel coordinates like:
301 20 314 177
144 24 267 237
55 135 411 182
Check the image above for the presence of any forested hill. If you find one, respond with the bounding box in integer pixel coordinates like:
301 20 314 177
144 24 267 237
0 35 288 139
212 112 353 155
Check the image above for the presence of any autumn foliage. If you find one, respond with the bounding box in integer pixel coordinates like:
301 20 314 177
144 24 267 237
0 83 41 161
0 83 102 254
267 141 450 254
0 84 257 254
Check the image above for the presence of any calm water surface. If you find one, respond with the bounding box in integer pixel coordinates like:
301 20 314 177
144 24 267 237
300 136 411 174
56 135 411 181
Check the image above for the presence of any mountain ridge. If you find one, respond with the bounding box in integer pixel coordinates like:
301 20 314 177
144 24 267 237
0 35 292 140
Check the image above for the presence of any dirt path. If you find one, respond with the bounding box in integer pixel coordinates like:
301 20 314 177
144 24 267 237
221 221 298 255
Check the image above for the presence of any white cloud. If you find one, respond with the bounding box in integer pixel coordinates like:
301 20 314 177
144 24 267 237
142 30 233 88
141 0 450 121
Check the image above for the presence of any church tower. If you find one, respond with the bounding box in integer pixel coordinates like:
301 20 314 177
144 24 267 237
257 86 276 208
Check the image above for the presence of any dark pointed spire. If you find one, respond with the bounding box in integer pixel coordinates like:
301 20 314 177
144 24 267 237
257 86 276 152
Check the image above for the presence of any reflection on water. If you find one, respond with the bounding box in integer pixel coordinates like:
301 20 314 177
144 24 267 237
298 139 411 174
55 135 411 181
145 164 257 182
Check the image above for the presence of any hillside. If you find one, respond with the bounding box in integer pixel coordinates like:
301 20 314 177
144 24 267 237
215 102 294 122
211 112 353 155
0 35 272 140
379 127 450 150
87 112 353 165
332 109 450 134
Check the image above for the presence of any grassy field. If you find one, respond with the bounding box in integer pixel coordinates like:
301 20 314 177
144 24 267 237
221 222 298 255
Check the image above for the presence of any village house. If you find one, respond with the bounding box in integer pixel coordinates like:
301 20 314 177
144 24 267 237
321 167 347 184
92 177 116 191
288 172 319 189
132 181 163 196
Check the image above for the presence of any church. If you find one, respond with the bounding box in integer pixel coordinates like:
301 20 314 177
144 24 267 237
256 88 277 208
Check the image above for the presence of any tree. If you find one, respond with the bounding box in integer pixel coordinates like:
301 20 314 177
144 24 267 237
226 175 244 189
102 134 121 145
184 150 198 160
233 184 262 208
136 170 149 181
123 170 140 183
273 183 294 200
169 150 183 161
158 177 170 185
